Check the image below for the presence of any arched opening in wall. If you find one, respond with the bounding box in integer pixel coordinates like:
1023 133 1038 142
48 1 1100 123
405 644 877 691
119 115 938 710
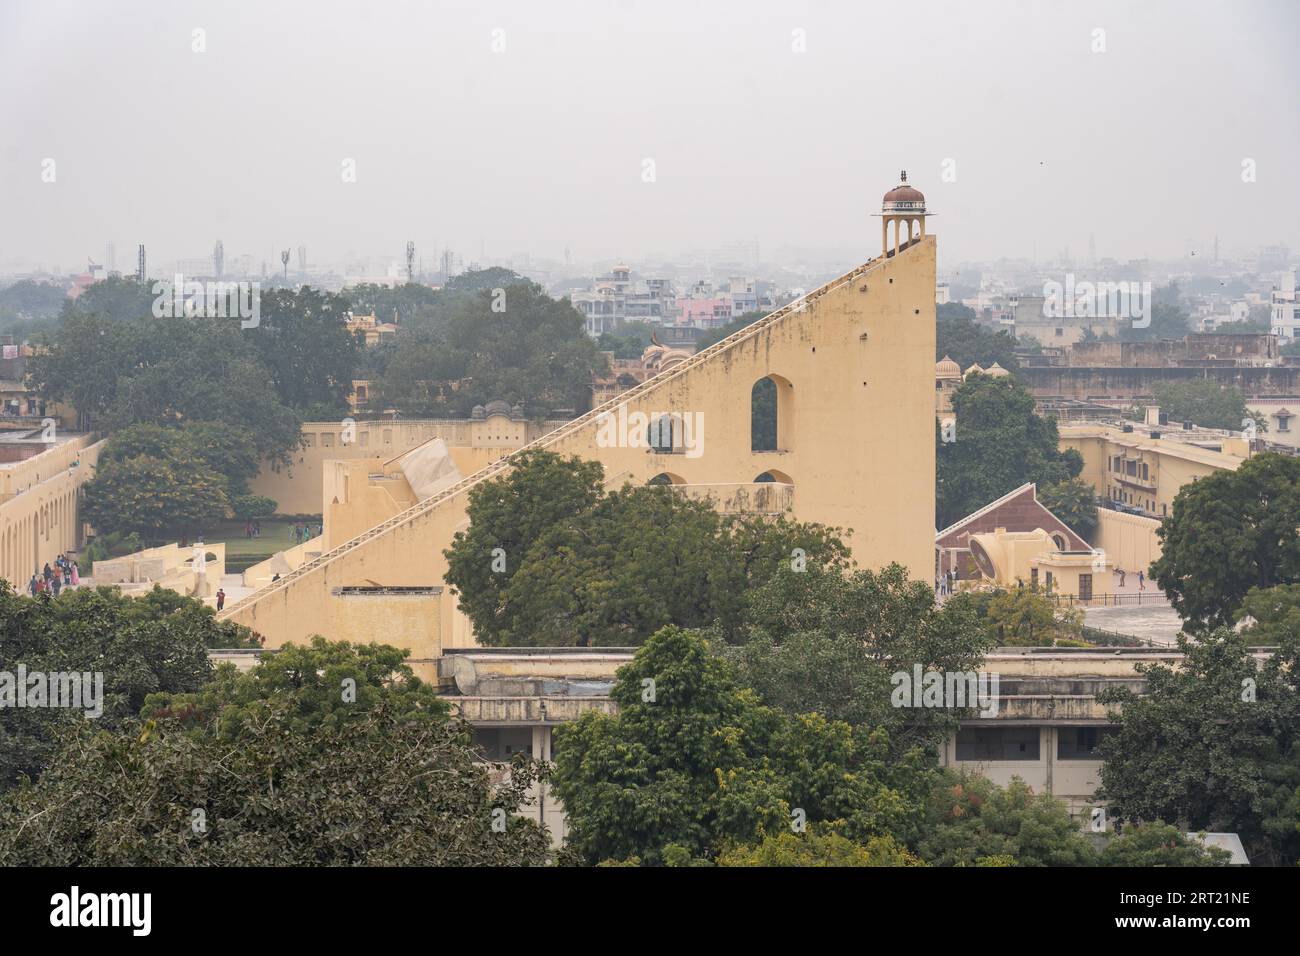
647 414 681 455
1051 533 1067 551
647 472 685 486
751 374 792 452
753 470 793 484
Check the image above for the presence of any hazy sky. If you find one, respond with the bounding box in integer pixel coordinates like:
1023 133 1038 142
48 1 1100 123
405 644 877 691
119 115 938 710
3 0 1298 273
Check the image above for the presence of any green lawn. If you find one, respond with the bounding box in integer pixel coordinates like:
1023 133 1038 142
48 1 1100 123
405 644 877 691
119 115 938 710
202 519 322 570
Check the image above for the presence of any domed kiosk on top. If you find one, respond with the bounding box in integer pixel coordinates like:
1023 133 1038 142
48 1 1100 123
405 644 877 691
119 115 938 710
875 170 931 257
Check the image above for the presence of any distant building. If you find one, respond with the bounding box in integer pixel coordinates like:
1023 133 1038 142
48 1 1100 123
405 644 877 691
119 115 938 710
1271 271 1299 342
570 264 677 335
345 311 399 347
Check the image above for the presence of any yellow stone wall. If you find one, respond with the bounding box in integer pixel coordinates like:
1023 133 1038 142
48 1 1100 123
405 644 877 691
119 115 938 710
224 241 938 656
0 435 104 587
251 418 567 515
1059 424 1243 520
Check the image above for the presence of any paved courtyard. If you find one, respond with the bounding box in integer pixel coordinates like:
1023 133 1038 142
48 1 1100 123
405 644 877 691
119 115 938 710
1082 579 1185 647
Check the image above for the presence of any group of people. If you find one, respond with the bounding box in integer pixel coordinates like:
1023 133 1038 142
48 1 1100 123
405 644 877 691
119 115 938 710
1114 567 1146 590
935 568 958 596
291 521 320 545
243 520 262 539
28 554 80 598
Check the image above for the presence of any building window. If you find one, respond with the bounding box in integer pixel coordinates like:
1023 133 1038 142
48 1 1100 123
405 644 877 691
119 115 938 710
1030 567 1038 590
955 727 1041 761
1057 726 1116 760
1278 415 1291 433
321 433 335 448
1078 573 1093 601
303 434 316 447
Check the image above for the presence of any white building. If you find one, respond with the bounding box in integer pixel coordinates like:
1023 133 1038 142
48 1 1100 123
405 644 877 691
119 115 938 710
1270 270 1298 341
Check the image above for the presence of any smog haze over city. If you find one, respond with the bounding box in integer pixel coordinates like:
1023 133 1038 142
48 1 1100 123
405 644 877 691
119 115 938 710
3 0 1298 276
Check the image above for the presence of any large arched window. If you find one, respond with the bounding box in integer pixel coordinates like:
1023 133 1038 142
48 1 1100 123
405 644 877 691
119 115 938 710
751 374 793 452
647 472 685 485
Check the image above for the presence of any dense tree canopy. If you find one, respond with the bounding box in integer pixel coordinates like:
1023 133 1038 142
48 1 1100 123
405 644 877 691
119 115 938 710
83 450 230 544
0 585 251 793
552 626 936 865
444 450 848 646
1097 629 1300 866
371 280 606 417
1235 584 1300 646
1150 452 1300 629
27 311 302 464
247 287 359 412
936 308 1020 372
0 637 548 866
936 375 1082 529
723 563 992 752
1149 380 1259 431
915 774 1096 867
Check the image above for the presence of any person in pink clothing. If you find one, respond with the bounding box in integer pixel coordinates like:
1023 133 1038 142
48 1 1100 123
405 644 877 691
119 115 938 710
70 562 80 586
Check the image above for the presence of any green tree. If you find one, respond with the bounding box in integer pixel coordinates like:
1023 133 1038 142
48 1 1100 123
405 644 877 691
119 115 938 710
595 320 659 359
445 451 847 647
1098 822 1231 866
0 279 66 336
249 287 359 411
916 773 1096 867
936 311 1020 371
83 452 229 544
1235 584 1300 646
26 312 302 464
445 450 605 643
1150 380 1257 431
718 829 923 867
1038 477 1098 539
64 274 156 323
983 587 1081 645
344 281 442 328
0 584 247 792
551 627 933 865
99 421 262 498
1097 629 1300 866
141 636 448 739
936 375 1082 528
0 702 548 866
724 563 992 752
1150 453 1300 629
372 281 607 417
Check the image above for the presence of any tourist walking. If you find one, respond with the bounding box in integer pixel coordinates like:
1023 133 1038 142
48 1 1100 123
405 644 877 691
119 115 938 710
216 587 226 611
28 574 37 597
70 562 80 586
